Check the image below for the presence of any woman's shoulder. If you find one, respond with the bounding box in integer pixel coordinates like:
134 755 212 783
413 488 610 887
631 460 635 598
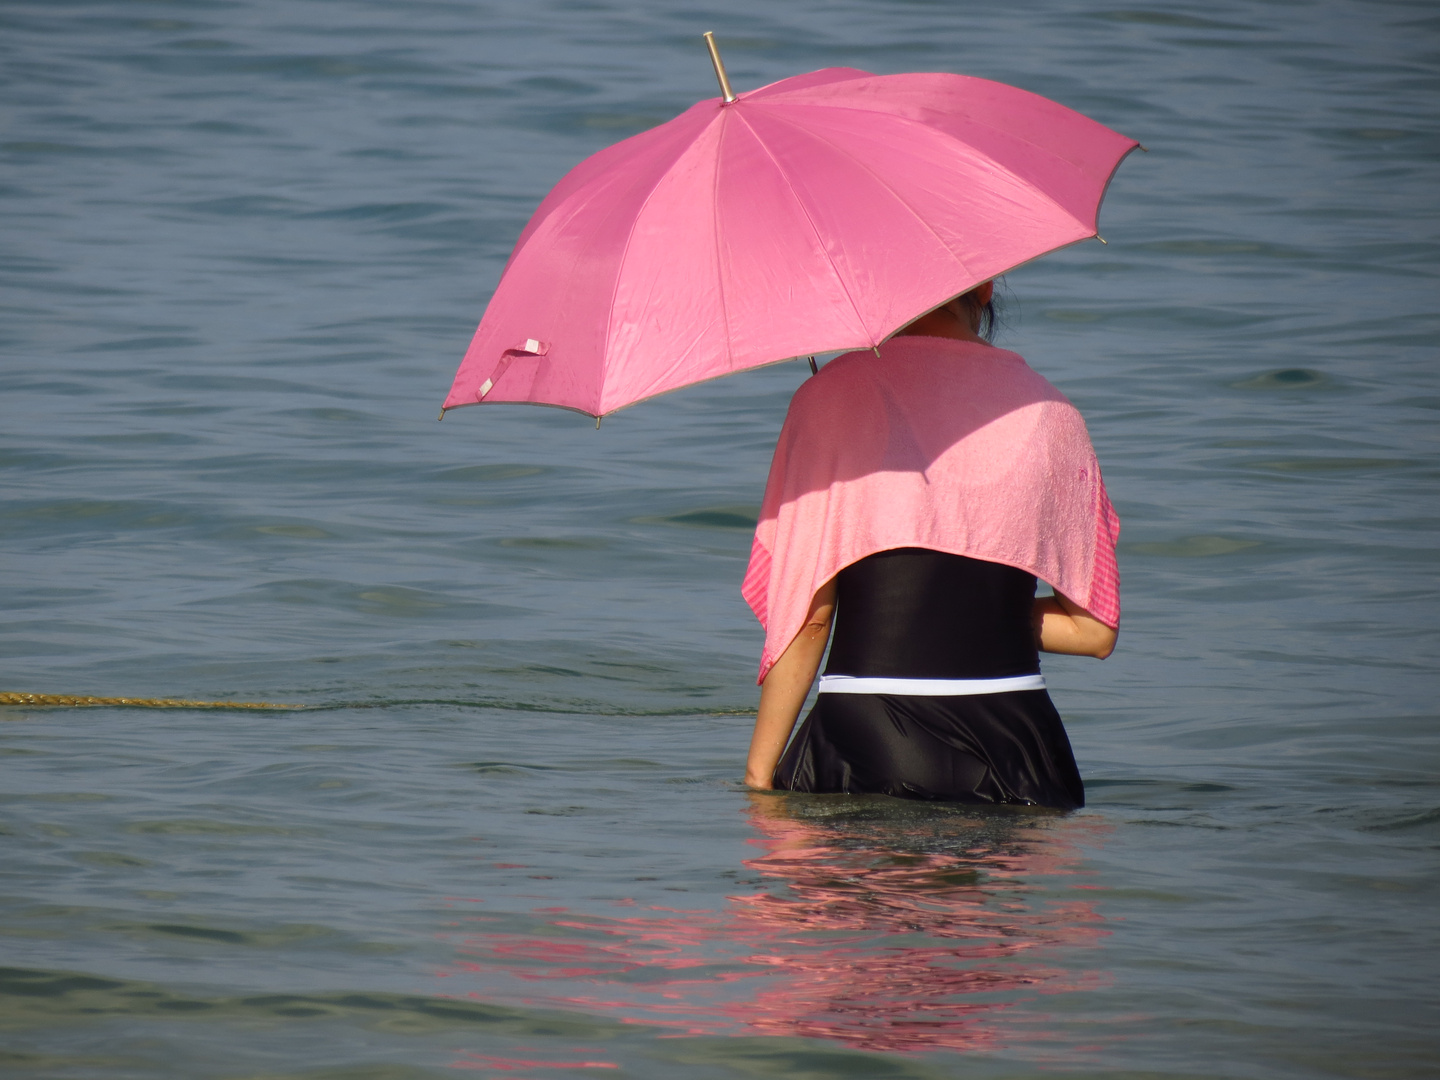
874 335 1037 372
948 342 1074 404
786 349 881 410
787 338 1074 419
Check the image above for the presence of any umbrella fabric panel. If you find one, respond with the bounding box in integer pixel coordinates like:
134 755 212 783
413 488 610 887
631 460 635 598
597 120 738 414
447 102 720 415
734 103 1089 327
718 106 963 361
756 72 1137 227
604 109 874 414
502 98 720 280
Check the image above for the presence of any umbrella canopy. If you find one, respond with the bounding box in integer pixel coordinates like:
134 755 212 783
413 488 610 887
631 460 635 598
443 65 1138 419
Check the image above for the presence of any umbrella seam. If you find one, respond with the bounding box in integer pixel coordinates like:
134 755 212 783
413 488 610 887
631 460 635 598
598 113 719 416
712 108 735 377
751 105 993 293
612 117 734 409
753 74 1112 176
754 102 1112 348
765 100 1093 234
732 108 874 347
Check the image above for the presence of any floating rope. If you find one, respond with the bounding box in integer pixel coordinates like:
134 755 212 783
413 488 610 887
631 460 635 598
1 693 752 715
0 692 302 710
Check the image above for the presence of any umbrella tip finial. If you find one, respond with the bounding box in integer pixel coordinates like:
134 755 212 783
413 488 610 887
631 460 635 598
437 405 447 421
703 31 737 103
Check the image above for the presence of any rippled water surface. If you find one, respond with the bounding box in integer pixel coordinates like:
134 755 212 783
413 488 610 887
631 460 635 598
3 0 1438 1076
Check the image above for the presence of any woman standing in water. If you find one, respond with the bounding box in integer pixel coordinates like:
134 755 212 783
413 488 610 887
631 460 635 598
741 282 1119 809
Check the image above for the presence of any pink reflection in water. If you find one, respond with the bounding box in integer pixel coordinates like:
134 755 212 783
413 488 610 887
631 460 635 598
441 795 1109 1055
451 1054 618 1071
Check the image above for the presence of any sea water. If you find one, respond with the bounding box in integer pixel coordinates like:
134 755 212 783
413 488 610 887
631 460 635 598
2 0 1437 1076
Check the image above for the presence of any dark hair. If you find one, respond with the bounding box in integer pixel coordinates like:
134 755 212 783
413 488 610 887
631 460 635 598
977 297 998 342
957 284 1001 342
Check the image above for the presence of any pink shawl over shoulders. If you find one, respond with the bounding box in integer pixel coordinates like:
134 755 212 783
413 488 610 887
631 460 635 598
742 337 1120 683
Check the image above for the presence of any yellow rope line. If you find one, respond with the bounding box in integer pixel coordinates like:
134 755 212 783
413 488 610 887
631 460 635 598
2 693 751 715
0 692 302 710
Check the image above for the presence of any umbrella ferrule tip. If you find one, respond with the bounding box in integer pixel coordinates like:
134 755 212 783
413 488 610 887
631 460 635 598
703 31 737 104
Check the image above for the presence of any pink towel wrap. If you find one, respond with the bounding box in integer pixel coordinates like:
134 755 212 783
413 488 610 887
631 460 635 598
742 337 1120 683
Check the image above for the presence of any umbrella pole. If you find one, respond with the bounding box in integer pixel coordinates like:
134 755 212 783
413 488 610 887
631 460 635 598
702 32 736 103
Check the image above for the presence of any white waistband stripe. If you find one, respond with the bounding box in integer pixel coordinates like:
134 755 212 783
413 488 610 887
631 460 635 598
817 674 1046 696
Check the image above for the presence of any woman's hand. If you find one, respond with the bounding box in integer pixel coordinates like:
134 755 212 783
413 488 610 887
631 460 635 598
1033 591 1117 659
745 579 837 789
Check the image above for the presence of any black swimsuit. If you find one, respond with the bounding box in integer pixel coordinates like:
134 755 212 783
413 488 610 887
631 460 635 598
772 548 1085 809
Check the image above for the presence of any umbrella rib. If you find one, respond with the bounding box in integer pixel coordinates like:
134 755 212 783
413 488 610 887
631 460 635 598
598 121 719 415
754 84 1113 206
711 110 734 371
754 107 990 293
732 109 874 346
782 102 1088 236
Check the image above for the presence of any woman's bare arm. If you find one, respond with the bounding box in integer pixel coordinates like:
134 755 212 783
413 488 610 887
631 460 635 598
745 579 837 789
1033 591 1118 659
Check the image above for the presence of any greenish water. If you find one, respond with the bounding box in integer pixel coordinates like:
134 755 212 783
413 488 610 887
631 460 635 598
2 0 1438 1076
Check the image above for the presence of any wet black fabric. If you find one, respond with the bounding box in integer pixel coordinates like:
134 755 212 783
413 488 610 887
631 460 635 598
774 548 1085 809
773 690 1084 809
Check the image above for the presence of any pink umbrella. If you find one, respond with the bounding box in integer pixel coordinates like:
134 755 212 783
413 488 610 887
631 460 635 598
441 37 1139 422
